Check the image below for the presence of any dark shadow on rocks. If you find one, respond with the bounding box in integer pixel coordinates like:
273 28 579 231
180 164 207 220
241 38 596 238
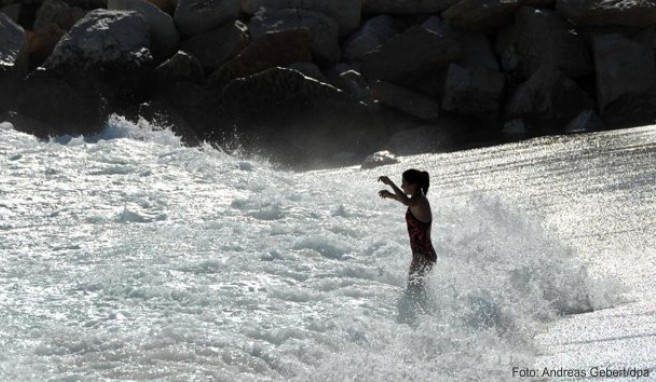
219 67 381 170
13 68 107 137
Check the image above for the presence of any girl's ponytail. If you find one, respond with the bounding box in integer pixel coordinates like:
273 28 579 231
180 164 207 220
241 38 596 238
421 171 430 195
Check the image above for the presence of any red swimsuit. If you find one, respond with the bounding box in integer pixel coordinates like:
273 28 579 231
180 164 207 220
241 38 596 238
405 208 437 262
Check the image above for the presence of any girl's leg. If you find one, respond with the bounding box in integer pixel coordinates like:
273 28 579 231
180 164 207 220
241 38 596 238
408 253 431 288
403 254 434 317
407 253 434 309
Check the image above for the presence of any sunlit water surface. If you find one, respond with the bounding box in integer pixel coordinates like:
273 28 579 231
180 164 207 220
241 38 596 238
1 118 655 381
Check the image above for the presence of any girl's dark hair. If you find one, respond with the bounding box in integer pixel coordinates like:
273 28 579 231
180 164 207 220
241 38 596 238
403 169 430 195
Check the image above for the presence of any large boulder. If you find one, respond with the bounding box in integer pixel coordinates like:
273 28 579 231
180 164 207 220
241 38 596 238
371 80 440 121
593 33 656 119
361 16 461 84
44 9 152 72
220 67 377 167
442 0 520 31
108 0 180 59
249 7 341 66
505 66 594 129
556 0 656 27
362 0 459 13
342 15 399 62
27 23 66 68
441 63 505 116
34 0 86 31
37 10 154 125
515 6 592 78
179 20 248 71
174 0 239 37
239 0 361 36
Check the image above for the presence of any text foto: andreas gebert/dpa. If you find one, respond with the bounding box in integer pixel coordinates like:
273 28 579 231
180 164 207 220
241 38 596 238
512 366 650 379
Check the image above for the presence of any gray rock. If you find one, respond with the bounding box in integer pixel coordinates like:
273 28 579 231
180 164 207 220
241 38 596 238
593 33 656 113
108 0 180 59
249 7 341 65
361 16 461 84
362 0 459 14
515 6 592 78
461 32 499 71
239 0 361 36
342 15 399 62
556 0 656 27
34 0 86 31
441 64 505 116
506 66 594 126
180 20 248 71
221 67 377 167
361 150 399 169
0 12 28 78
565 110 604 133
287 62 328 82
154 50 204 84
44 9 152 71
175 0 239 37
442 0 520 31
371 80 440 121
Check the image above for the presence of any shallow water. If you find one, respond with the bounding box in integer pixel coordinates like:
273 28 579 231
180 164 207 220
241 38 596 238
1 118 654 381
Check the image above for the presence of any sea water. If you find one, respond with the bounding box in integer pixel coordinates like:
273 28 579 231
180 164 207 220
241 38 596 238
0 117 654 381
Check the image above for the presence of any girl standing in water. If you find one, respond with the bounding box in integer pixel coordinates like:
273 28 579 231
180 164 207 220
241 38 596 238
378 169 437 292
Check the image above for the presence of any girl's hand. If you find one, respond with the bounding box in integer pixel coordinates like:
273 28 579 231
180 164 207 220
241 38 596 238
378 176 393 186
379 190 393 199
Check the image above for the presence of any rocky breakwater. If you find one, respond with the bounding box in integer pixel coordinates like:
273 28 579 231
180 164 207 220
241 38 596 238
2 0 656 168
